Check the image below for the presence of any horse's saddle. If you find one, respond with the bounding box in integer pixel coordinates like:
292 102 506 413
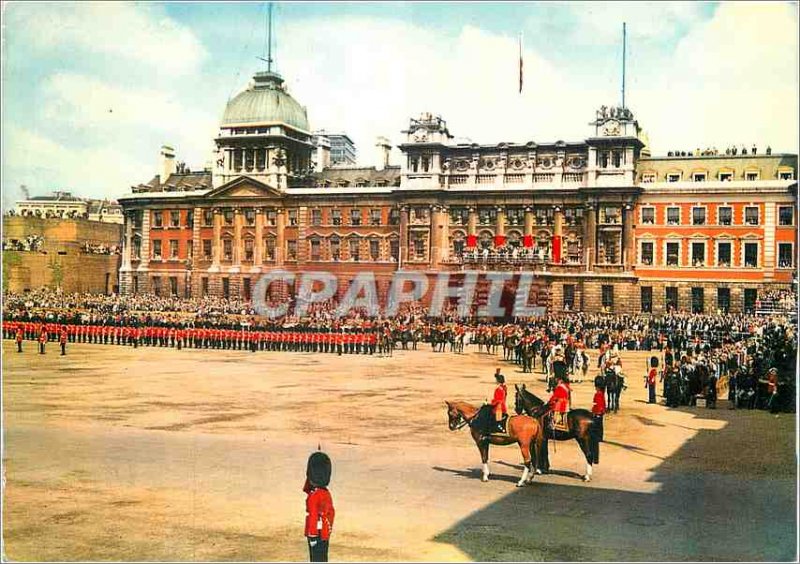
549 412 569 433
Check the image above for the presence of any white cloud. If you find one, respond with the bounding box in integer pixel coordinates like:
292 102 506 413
633 2 799 154
5 2 207 77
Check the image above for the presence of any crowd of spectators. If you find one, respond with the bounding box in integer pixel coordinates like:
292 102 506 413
2 235 45 252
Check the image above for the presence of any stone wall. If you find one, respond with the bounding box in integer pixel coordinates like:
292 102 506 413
3 251 119 294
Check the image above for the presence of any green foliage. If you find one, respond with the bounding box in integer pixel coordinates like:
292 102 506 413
48 257 64 290
2 251 22 292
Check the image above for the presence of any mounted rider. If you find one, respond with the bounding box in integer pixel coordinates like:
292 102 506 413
546 374 571 431
489 368 508 434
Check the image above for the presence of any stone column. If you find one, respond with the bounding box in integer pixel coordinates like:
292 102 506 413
139 209 151 270
496 207 506 237
399 206 409 264
211 208 222 271
524 207 534 237
122 212 133 270
276 207 286 266
467 208 478 237
585 204 597 268
254 208 264 269
623 203 634 268
233 208 243 269
430 205 444 268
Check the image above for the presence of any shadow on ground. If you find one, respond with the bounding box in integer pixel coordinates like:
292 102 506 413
431 406 797 562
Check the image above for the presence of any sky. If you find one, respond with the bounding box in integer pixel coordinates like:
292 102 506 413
1 1 798 208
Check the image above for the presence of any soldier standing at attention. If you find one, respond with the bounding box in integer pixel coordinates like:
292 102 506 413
60 327 68 356
38 327 48 355
304 451 335 562
15 326 24 353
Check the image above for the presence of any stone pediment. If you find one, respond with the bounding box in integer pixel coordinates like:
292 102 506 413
205 176 282 200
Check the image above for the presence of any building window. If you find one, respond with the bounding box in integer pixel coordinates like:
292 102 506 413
563 284 575 310
390 238 399 261
666 207 680 225
244 239 254 262
640 286 653 313
267 210 277 226
717 288 730 313
641 242 654 265
413 206 431 223
744 206 759 225
265 237 276 261
691 242 705 267
744 288 757 313
287 240 297 261
719 172 733 182
478 208 495 225
612 151 623 167
693 172 707 182
718 206 732 225
243 278 252 301
745 171 760 181
667 173 681 183
152 239 162 259
641 207 655 225
223 239 233 261
692 207 706 225
348 238 360 261
203 209 213 226
389 208 401 225
666 242 680 266
330 237 340 260
311 209 322 226
169 239 179 259
691 287 704 313
778 243 794 268
641 173 656 183
507 208 525 226
201 239 212 260
412 233 427 260
153 211 163 228
410 157 419 173
186 210 193 227
169 276 178 297
779 171 794 180
744 242 758 267
666 287 678 312
717 242 732 267
288 210 298 226
170 211 180 227
601 285 614 310
245 209 256 226
779 206 794 226
201 277 209 297
369 238 380 261
601 206 620 224
222 278 230 299
132 237 141 259
153 276 162 296
331 209 342 226
350 209 362 226
421 156 430 172
224 210 234 226
370 209 382 226
310 238 321 261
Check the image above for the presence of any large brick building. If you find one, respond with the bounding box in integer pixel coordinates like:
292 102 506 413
118 68 797 314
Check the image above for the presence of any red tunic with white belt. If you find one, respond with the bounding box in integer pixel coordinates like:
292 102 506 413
490 383 508 416
304 479 335 540
548 382 570 413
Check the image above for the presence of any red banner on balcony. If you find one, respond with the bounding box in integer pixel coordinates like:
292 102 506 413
494 234 506 247
522 235 533 248
466 234 478 248
552 235 562 263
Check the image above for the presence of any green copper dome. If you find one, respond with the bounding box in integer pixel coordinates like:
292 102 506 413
221 71 309 132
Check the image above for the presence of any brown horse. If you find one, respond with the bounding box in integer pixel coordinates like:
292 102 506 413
445 400 544 487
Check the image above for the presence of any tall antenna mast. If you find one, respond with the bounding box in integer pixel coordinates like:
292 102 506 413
621 22 627 109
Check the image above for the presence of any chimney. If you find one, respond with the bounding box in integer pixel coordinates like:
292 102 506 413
375 136 391 171
315 135 331 173
160 145 176 184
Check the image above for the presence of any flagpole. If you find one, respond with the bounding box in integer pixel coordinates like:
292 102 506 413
518 31 524 95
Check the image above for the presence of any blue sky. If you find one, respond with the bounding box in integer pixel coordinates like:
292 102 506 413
1 1 797 207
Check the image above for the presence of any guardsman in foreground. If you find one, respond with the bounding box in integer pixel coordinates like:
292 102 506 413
304 450 335 562
15 326 24 353
38 327 48 355
592 375 606 443
490 368 508 434
60 326 68 356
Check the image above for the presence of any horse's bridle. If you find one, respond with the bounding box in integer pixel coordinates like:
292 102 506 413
451 410 475 430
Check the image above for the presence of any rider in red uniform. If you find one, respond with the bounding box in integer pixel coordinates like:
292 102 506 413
547 374 571 428
490 369 508 433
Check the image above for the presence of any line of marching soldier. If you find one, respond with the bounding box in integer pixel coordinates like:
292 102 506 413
2 321 379 356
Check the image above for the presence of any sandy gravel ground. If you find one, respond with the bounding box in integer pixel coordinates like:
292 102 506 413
2 341 796 561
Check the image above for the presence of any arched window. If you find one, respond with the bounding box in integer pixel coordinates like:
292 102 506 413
507 230 522 248
479 230 493 249
451 230 466 257
329 236 341 261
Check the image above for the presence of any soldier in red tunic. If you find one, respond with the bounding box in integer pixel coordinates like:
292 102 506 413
304 451 335 562
60 327 68 356
591 376 606 443
490 369 508 433
15 326 24 353
38 328 47 355
547 374 571 429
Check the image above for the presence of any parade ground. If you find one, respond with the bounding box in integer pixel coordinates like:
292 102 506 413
2 342 796 562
